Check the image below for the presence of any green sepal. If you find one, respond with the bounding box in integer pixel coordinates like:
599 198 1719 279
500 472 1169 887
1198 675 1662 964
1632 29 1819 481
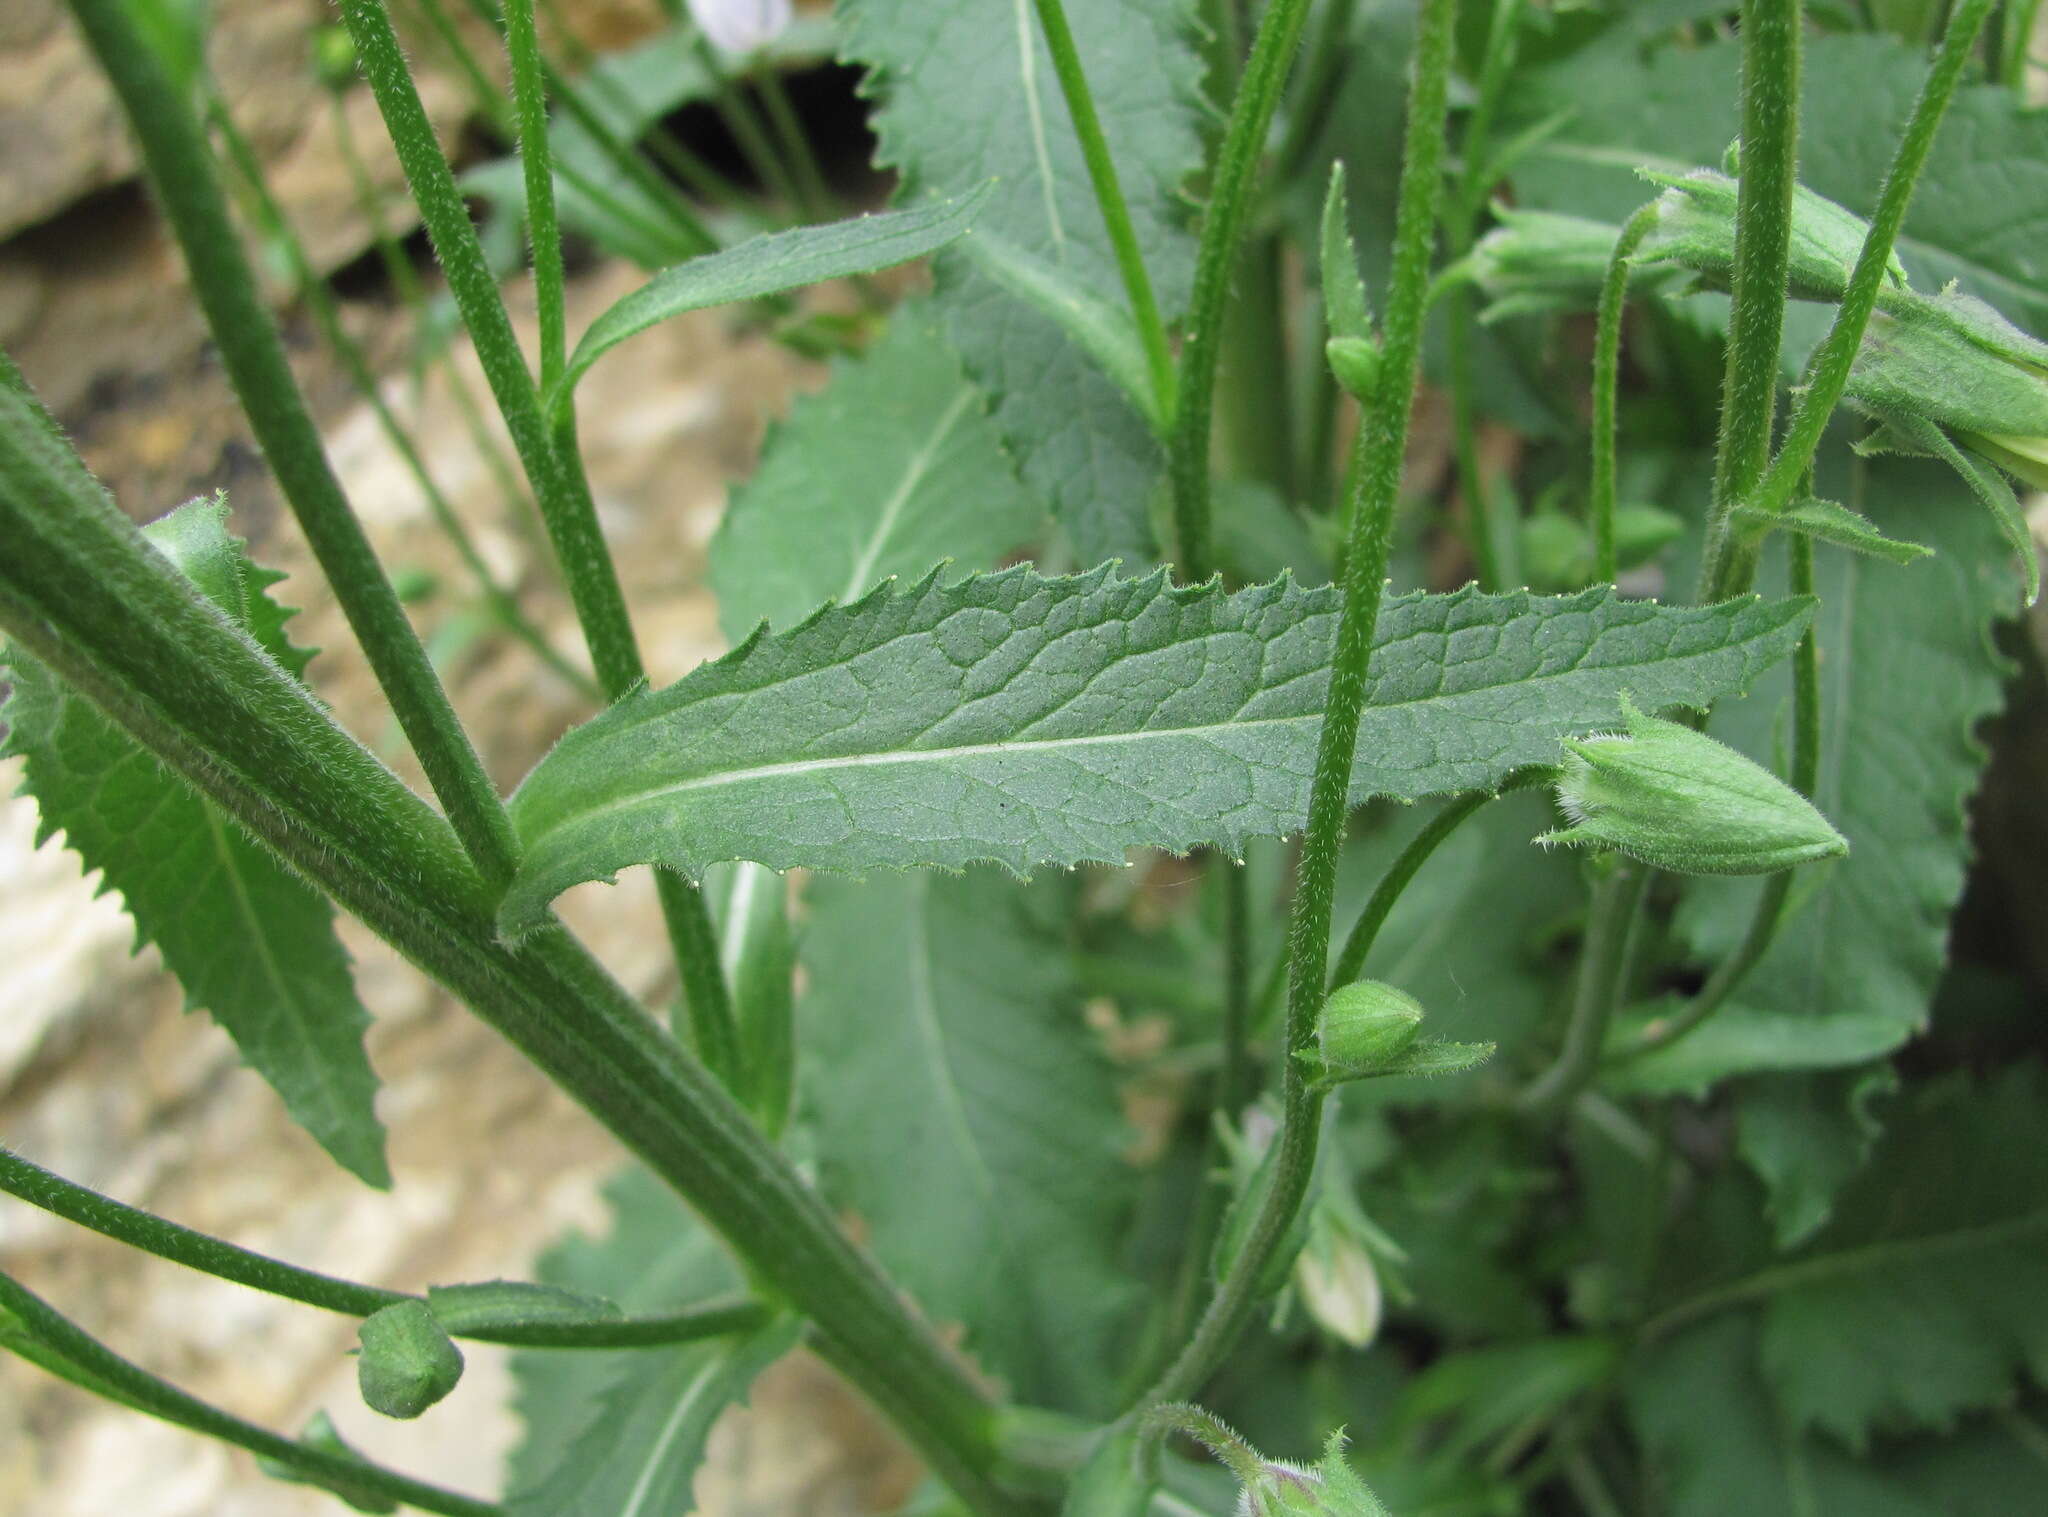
424 1281 625 1336
1863 406 2040 603
1320 162 1375 344
1734 498 1934 566
356 1300 464 1420
255 1411 398 1514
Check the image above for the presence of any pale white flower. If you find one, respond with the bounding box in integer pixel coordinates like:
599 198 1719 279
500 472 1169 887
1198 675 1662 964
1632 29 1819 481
688 0 793 55
1294 1220 1382 1349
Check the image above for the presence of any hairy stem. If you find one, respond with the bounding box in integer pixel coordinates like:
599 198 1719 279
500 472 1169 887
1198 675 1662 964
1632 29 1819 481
503 0 567 390
1328 769 1548 992
65 0 520 889
1030 0 1177 423
1168 0 1314 582
1519 862 1650 1116
0 1270 500 1517
0 1147 769 1349
1697 0 1803 603
1140 0 1458 1406
1737 0 1998 544
1591 205 1663 584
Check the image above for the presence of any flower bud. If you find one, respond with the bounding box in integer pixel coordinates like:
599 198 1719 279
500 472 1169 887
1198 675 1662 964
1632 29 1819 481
311 25 358 94
1636 168 1907 302
1464 206 1682 322
1539 699 1847 876
1294 1208 1383 1350
687 0 793 55
1239 1432 1391 1517
1325 336 1380 401
356 1300 463 1419
1316 981 1421 1076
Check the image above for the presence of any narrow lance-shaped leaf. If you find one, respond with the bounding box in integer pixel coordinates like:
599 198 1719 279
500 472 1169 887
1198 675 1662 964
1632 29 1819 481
548 187 993 417
1 497 388 1185
501 568 1811 936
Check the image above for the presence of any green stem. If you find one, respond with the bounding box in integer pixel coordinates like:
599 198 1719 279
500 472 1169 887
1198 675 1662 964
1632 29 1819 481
1591 205 1663 584
0 1146 768 1349
1139 0 1458 1408
503 0 566 391
756 62 839 224
66 0 521 891
1696 0 1803 603
206 94 596 700
1030 0 1177 424
0 1270 499 1517
340 0 737 1053
692 32 806 214
1168 0 1315 582
1442 0 1527 590
1734 0 1998 549
0 405 1020 1517
1328 769 1547 991
1518 861 1650 1116
1273 0 1361 185
1614 533 1820 1062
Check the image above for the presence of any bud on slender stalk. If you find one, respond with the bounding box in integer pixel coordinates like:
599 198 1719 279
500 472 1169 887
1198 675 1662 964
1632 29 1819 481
1539 699 1847 876
1294 1206 1383 1350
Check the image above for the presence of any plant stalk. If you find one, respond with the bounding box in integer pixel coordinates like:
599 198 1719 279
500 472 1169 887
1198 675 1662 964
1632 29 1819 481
503 0 567 390
1139 0 1459 1407
0 1270 500 1517
1030 0 1177 425
1590 204 1663 583
1518 861 1650 1115
1168 0 1315 582
65 0 521 890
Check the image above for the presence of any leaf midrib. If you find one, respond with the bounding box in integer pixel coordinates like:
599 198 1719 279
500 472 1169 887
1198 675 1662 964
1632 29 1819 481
547 628 1773 831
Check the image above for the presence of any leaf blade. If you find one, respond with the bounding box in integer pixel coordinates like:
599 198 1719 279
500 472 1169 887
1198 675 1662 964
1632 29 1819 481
502 573 1811 934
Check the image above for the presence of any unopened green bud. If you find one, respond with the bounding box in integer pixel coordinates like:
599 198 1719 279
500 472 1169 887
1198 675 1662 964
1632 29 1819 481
1848 295 2048 443
1465 206 1681 322
1637 168 1907 302
1540 699 1847 876
356 1300 463 1419
1325 336 1380 401
312 25 358 93
1316 981 1422 1076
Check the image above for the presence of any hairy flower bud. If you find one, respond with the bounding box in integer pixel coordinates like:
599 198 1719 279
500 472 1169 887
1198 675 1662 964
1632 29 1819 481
1316 981 1422 1076
1294 1208 1383 1349
1325 336 1381 401
687 0 793 55
1540 699 1847 876
356 1300 463 1420
1464 206 1682 322
1636 167 1907 302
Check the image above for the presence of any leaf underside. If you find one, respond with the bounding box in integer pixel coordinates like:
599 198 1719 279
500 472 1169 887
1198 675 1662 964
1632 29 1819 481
502 568 1810 936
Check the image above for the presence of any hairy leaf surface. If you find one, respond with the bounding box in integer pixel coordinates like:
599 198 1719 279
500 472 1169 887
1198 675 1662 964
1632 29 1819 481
836 0 1206 567
1 500 384 1185
708 302 1042 640
502 570 1809 935
800 868 1133 1411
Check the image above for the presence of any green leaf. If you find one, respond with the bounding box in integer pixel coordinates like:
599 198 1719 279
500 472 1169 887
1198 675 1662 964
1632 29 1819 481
1 499 386 1185
1735 1064 1898 1250
707 301 1042 640
1736 497 1933 567
1675 456 2017 1094
506 1317 797 1517
502 572 1811 935
799 868 1135 1410
550 189 992 416
507 1167 749 1508
1605 1002 1904 1099
1756 1066 2048 1449
837 0 1206 568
